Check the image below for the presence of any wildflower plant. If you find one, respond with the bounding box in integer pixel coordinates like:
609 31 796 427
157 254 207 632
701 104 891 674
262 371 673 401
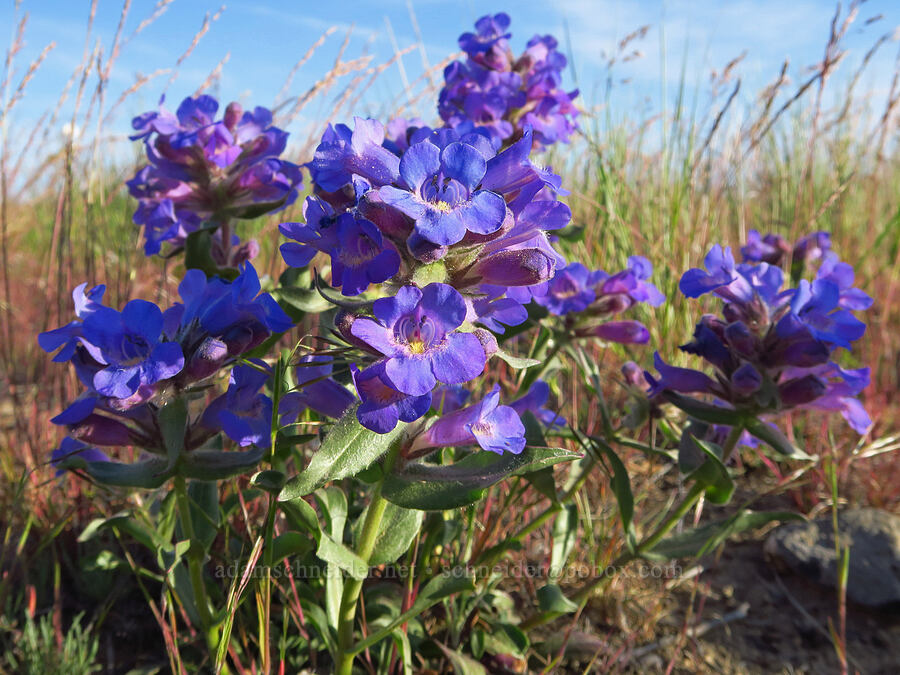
36 12 875 674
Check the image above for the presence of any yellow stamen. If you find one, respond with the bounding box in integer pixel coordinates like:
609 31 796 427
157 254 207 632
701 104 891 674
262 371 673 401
408 340 426 354
434 200 453 213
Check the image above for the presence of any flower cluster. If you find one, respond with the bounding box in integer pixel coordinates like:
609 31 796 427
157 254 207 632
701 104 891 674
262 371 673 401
512 257 664 344
647 243 872 433
128 95 302 257
279 106 583 443
41 264 292 465
438 13 579 149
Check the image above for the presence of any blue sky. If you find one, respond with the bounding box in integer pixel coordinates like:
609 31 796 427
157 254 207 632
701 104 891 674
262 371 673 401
3 0 899 146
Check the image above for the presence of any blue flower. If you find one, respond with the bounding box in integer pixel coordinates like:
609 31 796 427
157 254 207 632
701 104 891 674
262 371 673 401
411 385 525 454
649 243 872 434
351 362 432 433
38 283 107 362
279 355 356 423
173 264 293 360
510 380 565 428
128 96 302 256
350 284 487 396
308 117 400 192
374 138 507 247
51 437 108 476
740 230 788 264
439 14 578 149
201 362 273 448
79 300 184 399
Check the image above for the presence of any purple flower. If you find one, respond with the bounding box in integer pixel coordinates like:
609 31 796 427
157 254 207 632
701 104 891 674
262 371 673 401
472 292 529 334
740 230 788 264
411 386 525 455
431 384 472 414
534 262 595 315
278 355 356 423
308 117 400 192
509 380 565 428
279 197 342 268
51 437 108 476
438 15 578 149
349 284 487 396
172 264 293 361
128 96 302 256
351 362 432 433
816 253 873 311
374 139 507 247
792 231 831 266
38 283 107 362
78 300 185 399
650 242 871 434
329 215 401 296
201 362 273 447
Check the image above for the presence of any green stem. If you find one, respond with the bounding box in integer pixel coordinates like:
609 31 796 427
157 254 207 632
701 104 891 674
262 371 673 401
174 475 219 652
334 442 403 675
260 494 277 674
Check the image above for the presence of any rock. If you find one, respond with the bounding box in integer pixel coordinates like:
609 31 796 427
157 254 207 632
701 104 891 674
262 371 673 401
764 508 900 610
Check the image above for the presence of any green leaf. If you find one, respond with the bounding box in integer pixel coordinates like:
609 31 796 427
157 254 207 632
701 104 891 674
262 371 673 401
184 229 219 277
316 487 348 628
436 643 487 675
272 285 332 314
77 512 165 552
70 457 173 489
187 480 220 551
493 349 540 369
410 260 448 286
251 469 286 494
223 194 290 219
483 624 529 658
383 446 580 511
272 531 314 560
536 583 578 615
353 501 423 566
744 418 813 459
549 505 578 579
279 405 405 499
316 533 369 580
391 629 414 675
685 436 735 505
279 496 321 538
180 447 265 480
158 398 188 471
646 509 805 560
663 392 747 425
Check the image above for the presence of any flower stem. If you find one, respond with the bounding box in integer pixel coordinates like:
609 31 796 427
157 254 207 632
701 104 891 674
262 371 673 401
173 475 219 653
334 441 403 675
260 494 277 674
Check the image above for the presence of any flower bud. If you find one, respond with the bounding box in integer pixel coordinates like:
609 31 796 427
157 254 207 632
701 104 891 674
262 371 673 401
183 337 229 382
70 414 134 446
224 102 243 131
407 231 448 263
472 248 554 286
584 320 650 344
472 328 499 357
621 361 644 387
731 363 762 395
778 375 827 407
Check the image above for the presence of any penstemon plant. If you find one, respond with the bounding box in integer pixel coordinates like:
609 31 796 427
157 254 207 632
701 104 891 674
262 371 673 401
38 12 872 674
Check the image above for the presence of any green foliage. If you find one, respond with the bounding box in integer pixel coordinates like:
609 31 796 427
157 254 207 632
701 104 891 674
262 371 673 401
2 613 100 675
